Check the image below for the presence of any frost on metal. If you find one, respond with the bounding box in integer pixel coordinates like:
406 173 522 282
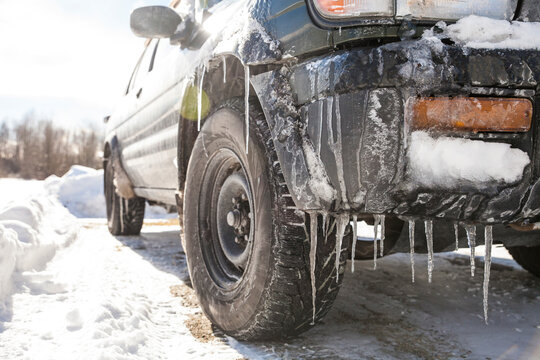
302 141 337 205
203 0 282 66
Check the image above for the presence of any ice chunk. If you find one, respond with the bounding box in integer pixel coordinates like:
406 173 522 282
408 131 530 188
464 224 476 277
425 220 434 283
302 141 337 205
483 225 493 324
409 220 415 283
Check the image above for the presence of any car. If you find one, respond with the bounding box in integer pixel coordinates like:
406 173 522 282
103 0 540 340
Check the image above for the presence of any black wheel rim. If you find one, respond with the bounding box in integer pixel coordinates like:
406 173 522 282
199 148 254 290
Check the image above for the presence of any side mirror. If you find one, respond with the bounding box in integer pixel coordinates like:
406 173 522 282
130 6 182 39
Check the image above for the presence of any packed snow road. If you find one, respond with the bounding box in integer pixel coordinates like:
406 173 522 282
1 168 540 359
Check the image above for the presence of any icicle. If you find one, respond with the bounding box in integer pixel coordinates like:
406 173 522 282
119 198 125 233
309 213 318 325
464 224 477 277
339 27 342 36
197 65 205 131
317 100 324 155
222 56 227 84
322 213 328 243
351 215 357 273
425 220 434 284
335 215 349 282
244 65 250 154
380 215 385 257
373 215 380 270
483 225 493 324
454 223 459 251
409 220 415 283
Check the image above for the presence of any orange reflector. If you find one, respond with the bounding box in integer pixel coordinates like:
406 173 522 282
410 97 533 133
316 0 344 15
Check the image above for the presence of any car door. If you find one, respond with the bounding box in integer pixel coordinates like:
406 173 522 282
118 39 187 203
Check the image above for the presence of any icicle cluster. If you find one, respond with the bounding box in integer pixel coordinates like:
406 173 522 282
404 219 494 324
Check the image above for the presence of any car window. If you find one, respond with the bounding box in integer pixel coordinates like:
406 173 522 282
129 39 158 93
151 40 177 72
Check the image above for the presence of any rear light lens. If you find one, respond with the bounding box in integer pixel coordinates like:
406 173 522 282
396 0 516 21
410 97 533 133
312 0 516 21
313 0 393 19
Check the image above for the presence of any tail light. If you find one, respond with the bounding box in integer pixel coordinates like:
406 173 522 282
313 0 393 19
312 0 516 21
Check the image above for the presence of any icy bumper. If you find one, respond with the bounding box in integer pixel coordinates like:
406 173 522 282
252 39 540 224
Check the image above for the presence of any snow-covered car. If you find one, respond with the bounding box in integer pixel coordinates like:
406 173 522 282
103 0 540 340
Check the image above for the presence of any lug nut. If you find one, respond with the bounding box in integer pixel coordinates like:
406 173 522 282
227 210 242 228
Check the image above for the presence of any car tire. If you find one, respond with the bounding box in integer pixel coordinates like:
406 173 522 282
104 158 145 236
183 98 347 340
507 245 540 278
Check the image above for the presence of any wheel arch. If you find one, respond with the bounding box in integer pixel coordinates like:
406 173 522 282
176 54 265 208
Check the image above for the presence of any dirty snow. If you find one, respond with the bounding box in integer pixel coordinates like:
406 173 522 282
408 131 530 187
1 175 540 358
425 15 540 50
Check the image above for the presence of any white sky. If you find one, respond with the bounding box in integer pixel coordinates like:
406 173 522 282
0 0 168 129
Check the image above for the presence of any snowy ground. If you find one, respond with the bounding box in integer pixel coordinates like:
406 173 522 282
1 169 540 359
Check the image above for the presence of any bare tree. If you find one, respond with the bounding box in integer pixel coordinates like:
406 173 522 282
0 113 103 179
0 121 9 157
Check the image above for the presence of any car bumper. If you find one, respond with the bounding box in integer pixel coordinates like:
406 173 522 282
253 39 540 224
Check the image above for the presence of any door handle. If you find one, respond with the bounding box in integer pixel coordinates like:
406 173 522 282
136 88 143 98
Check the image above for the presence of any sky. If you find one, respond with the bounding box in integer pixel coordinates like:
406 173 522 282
0 0 168 130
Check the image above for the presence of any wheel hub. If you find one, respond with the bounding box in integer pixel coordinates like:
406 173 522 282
216 172 253 271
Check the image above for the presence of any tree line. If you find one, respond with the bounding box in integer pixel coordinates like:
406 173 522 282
0 114 102 179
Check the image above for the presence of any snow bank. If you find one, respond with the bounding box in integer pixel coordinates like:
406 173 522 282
45 166 105 218
46 165 173 219
408 131 530 187
0 196 77 314
425 15 540 50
